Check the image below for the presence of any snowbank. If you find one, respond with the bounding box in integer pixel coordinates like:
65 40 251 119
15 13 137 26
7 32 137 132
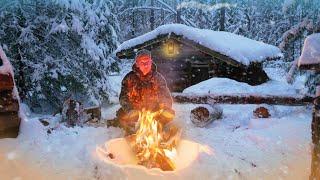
183 66 307 97
115 24 283 65
298 33 320 68
0 46 14 76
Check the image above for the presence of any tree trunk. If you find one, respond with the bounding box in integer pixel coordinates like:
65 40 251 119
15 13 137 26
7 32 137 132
172 93 313 106
150 0 155 30
219 0 226 31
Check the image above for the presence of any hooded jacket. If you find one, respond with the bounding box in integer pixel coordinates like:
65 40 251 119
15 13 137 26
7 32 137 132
119 63 173 112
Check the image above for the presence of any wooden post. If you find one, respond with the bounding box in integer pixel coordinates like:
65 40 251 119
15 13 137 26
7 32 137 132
311 85 320 179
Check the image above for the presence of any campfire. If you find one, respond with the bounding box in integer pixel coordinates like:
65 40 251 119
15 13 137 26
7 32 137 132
126 109 181 171
96 110 214 174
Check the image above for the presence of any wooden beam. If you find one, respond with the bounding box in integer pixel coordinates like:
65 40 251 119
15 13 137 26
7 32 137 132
172 93 313 106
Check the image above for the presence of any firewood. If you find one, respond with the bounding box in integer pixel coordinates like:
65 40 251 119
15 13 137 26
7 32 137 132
190 104 223 127
84 106 101 121
0 90 19 112
253 107 270 118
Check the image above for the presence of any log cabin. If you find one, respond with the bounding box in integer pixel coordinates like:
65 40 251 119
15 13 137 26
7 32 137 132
115 24 283 92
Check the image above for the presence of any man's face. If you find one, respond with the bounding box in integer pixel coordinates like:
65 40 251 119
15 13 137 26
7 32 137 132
136 55 152 76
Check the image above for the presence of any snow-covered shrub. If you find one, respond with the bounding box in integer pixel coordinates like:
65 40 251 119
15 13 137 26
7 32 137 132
0 0 120 112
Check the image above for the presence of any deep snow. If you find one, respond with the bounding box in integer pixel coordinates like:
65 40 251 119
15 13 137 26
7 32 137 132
0 103 312 180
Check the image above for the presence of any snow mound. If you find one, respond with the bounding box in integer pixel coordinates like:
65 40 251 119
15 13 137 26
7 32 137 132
115 24 283 65
298 33 320 67
183 65 307 97
183 77 302 96
0 46 14 76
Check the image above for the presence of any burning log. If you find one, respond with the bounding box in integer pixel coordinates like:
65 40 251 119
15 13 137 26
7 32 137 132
190 105 223 127
126 109 180 171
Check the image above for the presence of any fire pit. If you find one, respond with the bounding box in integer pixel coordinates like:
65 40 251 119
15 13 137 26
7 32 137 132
96 109 213 174
96 138 212 172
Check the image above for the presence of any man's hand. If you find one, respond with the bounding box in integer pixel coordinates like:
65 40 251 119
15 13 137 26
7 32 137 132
119 110 139 135
155 107 175 125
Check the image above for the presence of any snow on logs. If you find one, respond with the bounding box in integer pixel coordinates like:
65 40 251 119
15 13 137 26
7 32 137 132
0 46 20 138
190 105 223 127
172 93 313 106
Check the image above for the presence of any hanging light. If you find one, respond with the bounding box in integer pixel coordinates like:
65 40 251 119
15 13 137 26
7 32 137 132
168 41 175 55
163 40 178 58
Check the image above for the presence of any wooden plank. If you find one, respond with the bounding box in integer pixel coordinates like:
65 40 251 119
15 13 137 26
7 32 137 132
0 90 19 112
0 73 14 90
172 93 313 106
0 112 20 138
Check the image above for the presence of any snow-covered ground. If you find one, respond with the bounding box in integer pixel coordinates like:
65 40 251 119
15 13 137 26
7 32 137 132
0 61 313 179
0 103 312 179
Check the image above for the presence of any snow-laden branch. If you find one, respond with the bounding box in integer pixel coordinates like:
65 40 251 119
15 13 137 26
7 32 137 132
279 18 314 51
286 58 298 84
156 0 195 27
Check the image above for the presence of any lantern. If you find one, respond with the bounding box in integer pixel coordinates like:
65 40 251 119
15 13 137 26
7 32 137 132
163 40 179 58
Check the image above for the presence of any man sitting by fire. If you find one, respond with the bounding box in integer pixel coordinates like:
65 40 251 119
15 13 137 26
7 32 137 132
116 49 175 135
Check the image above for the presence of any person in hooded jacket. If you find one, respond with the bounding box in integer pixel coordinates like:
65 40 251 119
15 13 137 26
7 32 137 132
116 49 175 134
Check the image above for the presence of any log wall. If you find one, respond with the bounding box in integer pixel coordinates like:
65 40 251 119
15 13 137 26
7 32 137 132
0 73 20 138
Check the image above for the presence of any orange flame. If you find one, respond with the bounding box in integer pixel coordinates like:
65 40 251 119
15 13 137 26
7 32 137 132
130 109 179 171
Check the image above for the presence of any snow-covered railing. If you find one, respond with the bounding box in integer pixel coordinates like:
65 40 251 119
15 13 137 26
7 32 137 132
172 93 313 106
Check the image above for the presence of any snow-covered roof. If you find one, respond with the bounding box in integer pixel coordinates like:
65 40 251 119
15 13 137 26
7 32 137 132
0 46 14 76
115 24 283 66
298 33 320 69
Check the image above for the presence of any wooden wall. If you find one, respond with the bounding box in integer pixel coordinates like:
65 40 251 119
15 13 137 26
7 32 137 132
143 38 269 91
0 67 20 138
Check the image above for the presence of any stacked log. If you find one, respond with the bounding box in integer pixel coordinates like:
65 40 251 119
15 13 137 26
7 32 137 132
0 73 20 138
190 104 223 127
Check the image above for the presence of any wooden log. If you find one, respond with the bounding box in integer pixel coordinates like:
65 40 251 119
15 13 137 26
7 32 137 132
190 105 223 127
0 90 19 112
84 106 101 121
61 99 84 127
0 73 14 90
253 107 271 118
172 93 313 106
0 112 20 138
